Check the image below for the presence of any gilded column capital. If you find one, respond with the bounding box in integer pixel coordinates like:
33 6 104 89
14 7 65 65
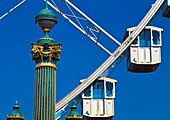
31 42 61 64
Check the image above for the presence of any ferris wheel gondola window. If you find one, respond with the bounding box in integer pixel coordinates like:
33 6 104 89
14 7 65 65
84 86 91 97
106 82 113 97
152 30 161 45
139 29 151 47
93 81 104 99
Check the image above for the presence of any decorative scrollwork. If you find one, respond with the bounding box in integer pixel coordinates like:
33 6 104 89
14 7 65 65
31 43 61 64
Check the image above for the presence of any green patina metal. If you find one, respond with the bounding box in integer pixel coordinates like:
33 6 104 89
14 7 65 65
36 9 57 18
45 0 48 9
35 0 58 43
35 8 57 25
6 101 24 120
43 32 49 38
32 1 61 120
35 67 56 120
35 35 56 44
32 0 61 64
66 106 82 120
36 37 56 44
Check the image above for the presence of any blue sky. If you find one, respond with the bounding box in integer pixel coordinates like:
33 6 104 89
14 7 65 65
1 0 170 120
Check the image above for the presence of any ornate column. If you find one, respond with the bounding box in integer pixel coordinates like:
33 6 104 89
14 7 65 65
31 2 61 120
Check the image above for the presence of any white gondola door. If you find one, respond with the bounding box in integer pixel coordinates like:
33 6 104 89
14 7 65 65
139 47 151 63
139 48 145 63
145 47 151 63
152 47 161 63
92 99 104 116
92 100 98 115
98 100 104 115
130 47 138 63
106 99 114 116
83 99 91 115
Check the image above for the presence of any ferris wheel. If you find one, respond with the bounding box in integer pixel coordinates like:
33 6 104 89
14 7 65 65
1 0 170 120
49 0 167 119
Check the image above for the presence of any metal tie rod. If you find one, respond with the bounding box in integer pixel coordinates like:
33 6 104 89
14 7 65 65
55 0 164 112
64 0 121 46
46 0 116 55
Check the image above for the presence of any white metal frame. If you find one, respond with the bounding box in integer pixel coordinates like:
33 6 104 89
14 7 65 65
46 0 122 55
0 0 26 20
54 0 165 115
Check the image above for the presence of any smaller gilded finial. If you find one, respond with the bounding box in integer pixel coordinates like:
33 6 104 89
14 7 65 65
13 100 20 109
6 101 24 120
65 105 82 120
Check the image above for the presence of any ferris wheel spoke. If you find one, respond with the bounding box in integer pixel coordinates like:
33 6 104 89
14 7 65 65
0 0 26 20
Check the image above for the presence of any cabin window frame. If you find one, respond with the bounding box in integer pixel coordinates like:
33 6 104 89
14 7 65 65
92 81 105 99
151 28 162 47
138 29 151 47
129 31 139 46
105 81 114 98
83 85 92 98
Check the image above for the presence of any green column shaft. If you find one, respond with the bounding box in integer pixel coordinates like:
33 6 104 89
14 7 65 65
34 66 56 120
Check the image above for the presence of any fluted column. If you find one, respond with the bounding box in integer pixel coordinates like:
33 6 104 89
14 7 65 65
32 40 61 120
35 66 56 120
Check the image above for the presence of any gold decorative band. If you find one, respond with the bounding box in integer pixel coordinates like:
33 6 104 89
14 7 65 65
6 116 24 119
36 62 56 69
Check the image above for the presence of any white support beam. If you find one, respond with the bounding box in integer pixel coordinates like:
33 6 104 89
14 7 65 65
0 0 26 20
64 0 121 46
46 0 113 55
